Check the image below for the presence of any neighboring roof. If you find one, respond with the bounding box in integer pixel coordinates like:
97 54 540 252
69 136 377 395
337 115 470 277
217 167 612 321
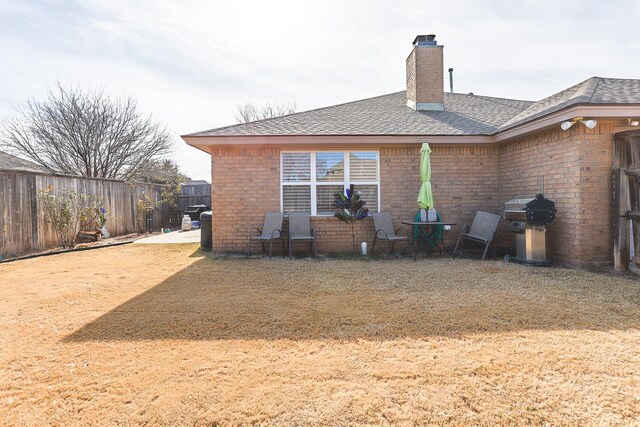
182 179 210 186
0 151 48 173
498 77 640 131
186 77 640 139
187 92 534 137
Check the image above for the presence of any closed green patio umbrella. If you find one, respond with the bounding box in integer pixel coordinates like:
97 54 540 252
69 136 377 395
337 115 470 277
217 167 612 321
417 143 434 210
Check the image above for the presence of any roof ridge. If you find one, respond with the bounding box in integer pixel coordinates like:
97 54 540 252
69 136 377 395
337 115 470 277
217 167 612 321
185 91 405 136
184 76 640 139
495 76 611 133
569 76 600 102
185 91 535 137
588 77 602 103
444 93 533 126
474 95 534 110
453 92 534 104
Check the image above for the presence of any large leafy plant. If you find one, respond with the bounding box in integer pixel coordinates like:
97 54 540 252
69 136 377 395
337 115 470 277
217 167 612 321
333 184 369 253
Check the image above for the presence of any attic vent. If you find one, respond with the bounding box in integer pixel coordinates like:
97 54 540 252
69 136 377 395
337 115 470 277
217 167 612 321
413 34 437 46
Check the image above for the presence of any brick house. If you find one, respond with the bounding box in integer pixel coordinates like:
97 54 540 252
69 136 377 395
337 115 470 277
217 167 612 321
183 34 640 267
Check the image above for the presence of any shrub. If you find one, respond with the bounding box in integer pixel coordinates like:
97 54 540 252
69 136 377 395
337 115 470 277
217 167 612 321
38 186 99 248
135 194 156 232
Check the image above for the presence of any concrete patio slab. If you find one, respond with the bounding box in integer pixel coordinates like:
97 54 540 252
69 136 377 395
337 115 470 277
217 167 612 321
134 229 201 244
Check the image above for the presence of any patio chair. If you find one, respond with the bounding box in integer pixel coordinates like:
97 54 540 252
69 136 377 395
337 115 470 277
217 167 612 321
247 212 285 259
288 212 317 259
453 211 501 260
372 212 409 255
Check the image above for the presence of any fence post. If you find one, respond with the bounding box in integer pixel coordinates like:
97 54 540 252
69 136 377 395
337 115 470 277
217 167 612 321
614 168 630 270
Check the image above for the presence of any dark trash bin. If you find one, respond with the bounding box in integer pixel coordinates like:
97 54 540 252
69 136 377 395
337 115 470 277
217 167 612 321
185 204 210 221
200 211 212 249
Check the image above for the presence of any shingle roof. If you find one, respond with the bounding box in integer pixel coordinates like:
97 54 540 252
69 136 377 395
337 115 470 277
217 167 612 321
187 77 640 138
498 77 640 131
182 179 210 185
188 92 534 137
0 151 47 172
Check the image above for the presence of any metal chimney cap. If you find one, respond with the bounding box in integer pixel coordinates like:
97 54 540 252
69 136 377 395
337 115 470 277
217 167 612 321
413 34 438 46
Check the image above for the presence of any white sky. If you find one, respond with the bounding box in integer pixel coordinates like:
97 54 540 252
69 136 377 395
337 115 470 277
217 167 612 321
2 0 640 180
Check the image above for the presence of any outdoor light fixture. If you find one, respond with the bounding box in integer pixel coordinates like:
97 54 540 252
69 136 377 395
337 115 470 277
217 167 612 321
628 118 640 127
560 117 597 131
560 120 575 131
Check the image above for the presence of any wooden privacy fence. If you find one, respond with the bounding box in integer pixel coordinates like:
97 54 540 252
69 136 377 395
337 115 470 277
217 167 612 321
0 169 176 259
177 194 211 212
613 130 640 270
177 182 211 212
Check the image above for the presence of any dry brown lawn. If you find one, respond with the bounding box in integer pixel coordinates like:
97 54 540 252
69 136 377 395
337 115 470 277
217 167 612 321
1 244 639 426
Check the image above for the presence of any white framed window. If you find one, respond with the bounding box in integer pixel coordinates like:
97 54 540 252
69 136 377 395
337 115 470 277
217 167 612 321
281 151 380 216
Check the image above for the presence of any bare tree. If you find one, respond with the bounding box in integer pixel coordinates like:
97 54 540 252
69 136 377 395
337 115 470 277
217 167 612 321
235 101 297 123
133 159 188 186
1 84 174 180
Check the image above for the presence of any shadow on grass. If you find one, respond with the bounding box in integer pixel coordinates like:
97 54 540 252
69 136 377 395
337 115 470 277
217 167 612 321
64 255 640 342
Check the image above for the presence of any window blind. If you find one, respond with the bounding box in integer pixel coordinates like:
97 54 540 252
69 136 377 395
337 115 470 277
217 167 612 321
282 152 311 182
316 185 342 215
282 185 311 213
349 152 377 181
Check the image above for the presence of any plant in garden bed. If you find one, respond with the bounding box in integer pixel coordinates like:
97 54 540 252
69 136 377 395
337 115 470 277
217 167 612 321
38 186 100 248
96 207 109 237
333 184 369 253
135 193 156 233
96 207 107 228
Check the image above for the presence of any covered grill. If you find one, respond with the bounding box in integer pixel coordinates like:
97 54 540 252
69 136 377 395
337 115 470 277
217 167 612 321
184 204 211 222
502 194 556 265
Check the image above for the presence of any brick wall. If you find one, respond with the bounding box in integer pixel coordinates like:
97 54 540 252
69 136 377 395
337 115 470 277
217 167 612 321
498 124 614 266
406 51 417 105
406 45 444 106
381 145 500 246
498 129 581 263
210 147 280 253
577 126 614 265
209 126 615 264
210 145 500 255
210 147 377 255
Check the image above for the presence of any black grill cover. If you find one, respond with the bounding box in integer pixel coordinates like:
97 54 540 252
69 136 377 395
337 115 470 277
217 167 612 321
525 194 556 226
184 204 211 221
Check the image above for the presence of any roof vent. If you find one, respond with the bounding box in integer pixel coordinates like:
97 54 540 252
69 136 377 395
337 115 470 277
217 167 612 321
413 34 437 46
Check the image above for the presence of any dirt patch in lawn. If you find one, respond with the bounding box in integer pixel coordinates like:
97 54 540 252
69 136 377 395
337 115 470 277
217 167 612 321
1 244 639 426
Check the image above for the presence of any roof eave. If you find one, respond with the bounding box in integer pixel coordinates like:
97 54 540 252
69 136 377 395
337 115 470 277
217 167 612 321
182 134 497 152
182 103 640 150
493 103 640 142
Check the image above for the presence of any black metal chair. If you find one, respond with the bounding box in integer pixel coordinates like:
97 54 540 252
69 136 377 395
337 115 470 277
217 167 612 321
372 212 409 255
247 212 285 259
453 211 501 260
288 212 317 259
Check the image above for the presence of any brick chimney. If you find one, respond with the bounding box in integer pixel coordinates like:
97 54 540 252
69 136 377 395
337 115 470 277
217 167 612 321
406 34 444 111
